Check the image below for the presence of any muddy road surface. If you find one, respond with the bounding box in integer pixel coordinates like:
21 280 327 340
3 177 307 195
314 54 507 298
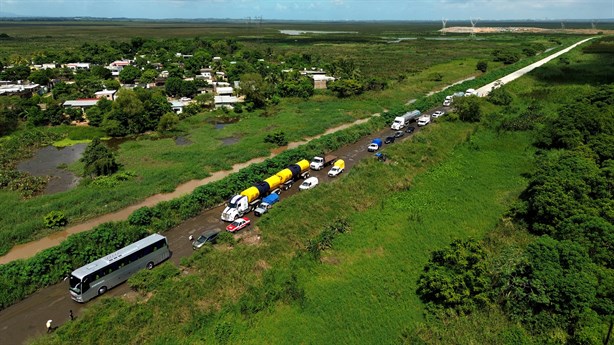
0 119 427 345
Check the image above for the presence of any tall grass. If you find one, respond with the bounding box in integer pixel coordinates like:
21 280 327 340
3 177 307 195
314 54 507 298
34 122 533 344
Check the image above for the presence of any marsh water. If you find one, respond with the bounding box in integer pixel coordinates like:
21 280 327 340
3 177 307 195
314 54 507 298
17 144 88 194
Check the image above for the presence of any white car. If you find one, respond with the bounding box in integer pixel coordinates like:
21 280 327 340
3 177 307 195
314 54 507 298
443 99 452 107
299 177 319 191
432 110 445 118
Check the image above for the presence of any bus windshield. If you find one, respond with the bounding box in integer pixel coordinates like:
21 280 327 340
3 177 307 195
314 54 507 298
69 275 82 294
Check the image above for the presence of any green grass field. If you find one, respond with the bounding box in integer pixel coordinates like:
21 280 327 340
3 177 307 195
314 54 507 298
36 120 534 345
234 128 533 344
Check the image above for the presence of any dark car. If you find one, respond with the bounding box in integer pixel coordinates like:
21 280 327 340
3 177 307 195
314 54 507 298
394 130 404 138
405 126 415 133
192 229 221 250
384 136 396 144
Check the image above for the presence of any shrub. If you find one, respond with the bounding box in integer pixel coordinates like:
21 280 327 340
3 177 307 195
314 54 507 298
417 239 491 315
43 211 68 228
264 131 288 146
129 207 154 226
476 61 488 73
216 231 236 245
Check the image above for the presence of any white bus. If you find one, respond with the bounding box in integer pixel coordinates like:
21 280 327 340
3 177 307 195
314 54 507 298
69 234 171 302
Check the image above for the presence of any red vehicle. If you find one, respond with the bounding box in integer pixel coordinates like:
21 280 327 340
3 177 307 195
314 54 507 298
226 217 251 232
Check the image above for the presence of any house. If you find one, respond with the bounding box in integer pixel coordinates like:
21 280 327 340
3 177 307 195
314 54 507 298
215 71 226 81
63 99 99 110
64 62 91 70
0 83 40 97
215 87 234 96
214 95 240 109
94 89 117 101
170 100 187 114
312 75 336 89
299 68 327 77
107 60 132 76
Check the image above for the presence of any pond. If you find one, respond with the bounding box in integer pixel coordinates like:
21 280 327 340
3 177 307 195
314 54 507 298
17 143 88 194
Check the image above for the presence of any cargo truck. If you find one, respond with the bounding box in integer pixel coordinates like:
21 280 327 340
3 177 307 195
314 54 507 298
391 110 421 130
368 138 383 152
254 193 280 217
310 155 337 170
221 160 310 221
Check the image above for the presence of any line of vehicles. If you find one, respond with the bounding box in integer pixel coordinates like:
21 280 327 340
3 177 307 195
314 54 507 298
67 94 467 303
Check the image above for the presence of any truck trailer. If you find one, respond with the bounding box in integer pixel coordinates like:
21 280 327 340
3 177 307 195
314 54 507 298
391 110 421 130
221 160 310 221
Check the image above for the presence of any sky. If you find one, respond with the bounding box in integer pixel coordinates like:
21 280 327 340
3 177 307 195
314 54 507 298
0 0 612 21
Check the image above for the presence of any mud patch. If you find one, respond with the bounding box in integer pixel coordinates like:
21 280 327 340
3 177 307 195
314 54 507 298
220 137 240 146
321 255 341 265
175 136 192 146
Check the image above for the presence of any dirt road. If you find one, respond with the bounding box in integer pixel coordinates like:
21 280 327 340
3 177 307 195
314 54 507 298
0 117 373 265
0 36 593 344
0 118 422 345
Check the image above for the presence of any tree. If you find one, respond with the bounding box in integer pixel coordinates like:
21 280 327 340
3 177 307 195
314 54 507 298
85 106 103 127
139 69 158 84
454 96 482 122
0 107 18 135
497 237 598 335
417 239 491 315
476 61 488 72
0 65 31 81
28 70 51 85
90 65 112 80
487 87 512 106
164 76 183 97
240 73 271 108
329 79 364 98
119 65 141 84
157 112 179 132
81 138 119 177
104 89 146 136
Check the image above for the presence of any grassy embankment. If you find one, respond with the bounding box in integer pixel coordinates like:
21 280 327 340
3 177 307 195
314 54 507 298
36 119 534 344
0 33 554 254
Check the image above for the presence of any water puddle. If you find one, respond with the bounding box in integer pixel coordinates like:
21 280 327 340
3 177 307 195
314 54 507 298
174 136 192 146
220 137 239 146
16 144 87 194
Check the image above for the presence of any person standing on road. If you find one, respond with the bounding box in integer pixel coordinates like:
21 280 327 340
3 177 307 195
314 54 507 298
69 310 74 321
46 319 53 333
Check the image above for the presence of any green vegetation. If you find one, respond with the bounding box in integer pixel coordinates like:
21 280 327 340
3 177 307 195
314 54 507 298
34 119 534 344
0 25 569 256
407 36 614 344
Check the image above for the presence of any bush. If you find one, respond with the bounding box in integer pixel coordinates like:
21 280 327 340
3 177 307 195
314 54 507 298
216 231 236 245
417 239 491 315
43 211 68 228
476 61 488 73
264 131 288 146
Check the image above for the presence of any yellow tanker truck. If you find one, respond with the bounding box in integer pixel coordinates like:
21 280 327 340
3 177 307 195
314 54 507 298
221 160 310 221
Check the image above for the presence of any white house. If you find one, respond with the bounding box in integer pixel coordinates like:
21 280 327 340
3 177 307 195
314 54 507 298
215 87 234 96
94 89 117 101
214 95 240 109
65 62 91 70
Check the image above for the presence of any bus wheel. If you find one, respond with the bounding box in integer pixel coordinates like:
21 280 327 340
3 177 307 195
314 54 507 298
146 261 154 270
98 286 107 295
